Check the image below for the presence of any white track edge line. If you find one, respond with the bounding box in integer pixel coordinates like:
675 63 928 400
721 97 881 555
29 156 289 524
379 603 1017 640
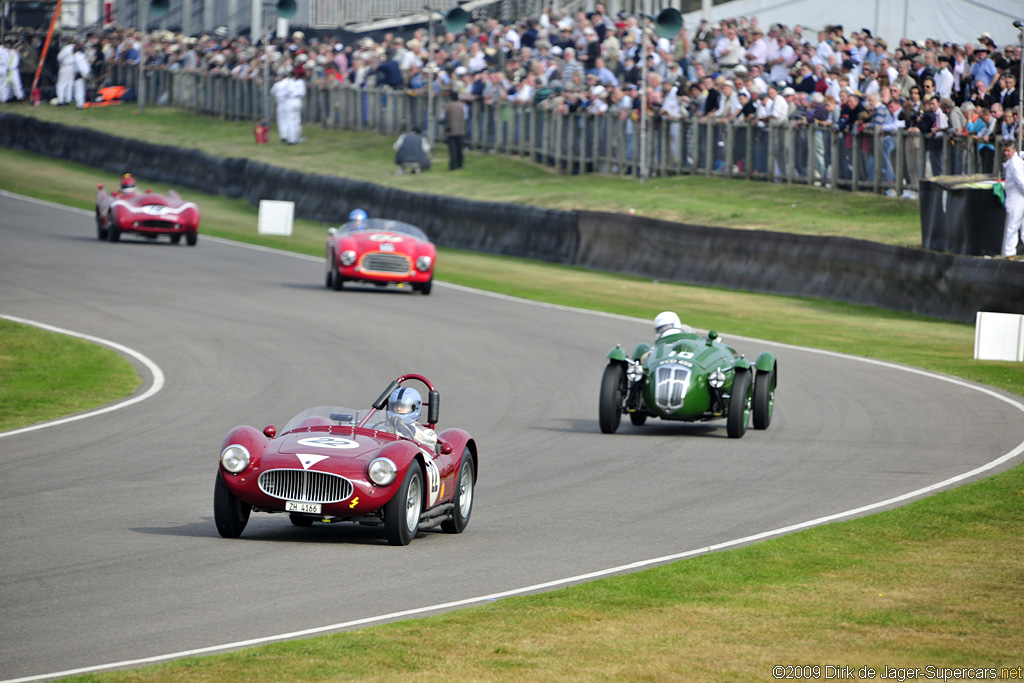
0 315 165 439
3 192 1024 683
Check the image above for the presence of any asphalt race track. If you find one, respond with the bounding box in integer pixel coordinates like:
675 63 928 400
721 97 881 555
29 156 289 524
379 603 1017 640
1 193 1023 681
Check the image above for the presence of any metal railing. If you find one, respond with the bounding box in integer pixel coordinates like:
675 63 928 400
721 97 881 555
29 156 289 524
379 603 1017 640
114 65 1007 193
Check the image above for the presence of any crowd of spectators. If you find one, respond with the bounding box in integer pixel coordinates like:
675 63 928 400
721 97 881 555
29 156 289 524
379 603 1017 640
14 9 1024 184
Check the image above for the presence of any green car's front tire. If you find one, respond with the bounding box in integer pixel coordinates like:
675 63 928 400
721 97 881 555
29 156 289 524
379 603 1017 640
599 363 625 434
727 369 752 439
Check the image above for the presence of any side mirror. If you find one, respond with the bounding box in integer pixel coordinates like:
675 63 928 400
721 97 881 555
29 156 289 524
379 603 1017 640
438 440 453 455
707 330 718 343
328 227 337 236
427 389 440 425
263 425 277 438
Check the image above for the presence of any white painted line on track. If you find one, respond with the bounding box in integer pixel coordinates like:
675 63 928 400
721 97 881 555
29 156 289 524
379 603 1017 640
3 191 1024 683
0 315 165 439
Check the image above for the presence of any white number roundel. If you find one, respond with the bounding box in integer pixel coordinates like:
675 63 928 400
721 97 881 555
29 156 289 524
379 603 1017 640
296 436 359 449
369 233 404 243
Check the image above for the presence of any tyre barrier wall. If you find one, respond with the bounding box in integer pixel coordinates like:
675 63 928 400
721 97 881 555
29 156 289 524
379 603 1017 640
3 112 1022 323
576 211 1024 323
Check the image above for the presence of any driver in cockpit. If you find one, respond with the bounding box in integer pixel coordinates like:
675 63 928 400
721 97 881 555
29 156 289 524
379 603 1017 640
654 311 694 339
386 387 437 449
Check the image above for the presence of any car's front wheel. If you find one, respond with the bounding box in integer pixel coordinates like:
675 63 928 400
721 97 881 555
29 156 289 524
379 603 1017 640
419 277 433 295
213 471 251 538
107 214 121 242
186 233 198 246
384 461 423 546
753 367 775 430
169 234 182 245
629 411 647 426
96 211 108 241
331 257 345 291
599 363 625 434
441 452 474 534
727 369 752 439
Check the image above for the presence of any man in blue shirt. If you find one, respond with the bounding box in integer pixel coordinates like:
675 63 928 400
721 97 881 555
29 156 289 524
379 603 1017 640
969 46 998 91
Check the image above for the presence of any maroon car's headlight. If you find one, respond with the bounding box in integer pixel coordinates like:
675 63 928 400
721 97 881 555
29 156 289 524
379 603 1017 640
415 256 432 272
368 457 397 486
221 444 250 473
340 250 357 267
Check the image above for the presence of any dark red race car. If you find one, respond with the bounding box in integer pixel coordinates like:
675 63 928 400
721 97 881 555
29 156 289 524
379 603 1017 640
325 214 436 294
214 374 476 546
95 174 200 245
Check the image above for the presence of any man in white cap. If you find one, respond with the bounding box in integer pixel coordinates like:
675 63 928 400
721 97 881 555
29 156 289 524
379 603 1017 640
1001 144 1024 259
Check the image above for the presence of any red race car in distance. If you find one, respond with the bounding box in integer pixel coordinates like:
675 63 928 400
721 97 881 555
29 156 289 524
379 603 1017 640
96 174 200 245
325 214 436 294
214 374 477 546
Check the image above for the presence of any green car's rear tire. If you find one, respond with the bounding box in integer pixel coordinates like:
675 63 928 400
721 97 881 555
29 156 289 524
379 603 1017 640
753 367 775 430
727 369 752 439
629 411 647 426
599 363 625 434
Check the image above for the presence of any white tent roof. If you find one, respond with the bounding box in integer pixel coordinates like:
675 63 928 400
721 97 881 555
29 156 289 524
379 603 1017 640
683 0 1023 49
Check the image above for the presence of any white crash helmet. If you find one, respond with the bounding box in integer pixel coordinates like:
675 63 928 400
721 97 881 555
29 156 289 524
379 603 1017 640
654 311 682 336
387 387 422 425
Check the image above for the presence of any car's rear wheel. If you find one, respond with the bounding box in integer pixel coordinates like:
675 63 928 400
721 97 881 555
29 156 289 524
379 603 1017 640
629 411 647 426
95 212 108 240
289 513 314 527
384 461 423 546
753 367 775 430
599 363 625 434
441 452 474 534
186 233 198 246
727 369 752 439
170 234 182 245
213 471 251 538
107 214 120 243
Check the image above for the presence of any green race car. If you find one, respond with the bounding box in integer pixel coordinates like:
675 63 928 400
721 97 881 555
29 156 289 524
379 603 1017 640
599 326 777 438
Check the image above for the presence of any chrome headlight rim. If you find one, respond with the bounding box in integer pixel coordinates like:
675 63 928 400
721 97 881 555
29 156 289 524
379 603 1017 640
339 250 357 267
368 457 398 486
708 368 726 389
625 361 644 382
415 255 432 272
221 444 251 474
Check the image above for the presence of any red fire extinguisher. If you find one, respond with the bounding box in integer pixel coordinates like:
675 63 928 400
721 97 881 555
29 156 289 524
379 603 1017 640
254 120 269 144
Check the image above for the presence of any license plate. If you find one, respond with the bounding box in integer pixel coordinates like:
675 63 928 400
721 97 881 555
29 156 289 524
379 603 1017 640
285 501 321 514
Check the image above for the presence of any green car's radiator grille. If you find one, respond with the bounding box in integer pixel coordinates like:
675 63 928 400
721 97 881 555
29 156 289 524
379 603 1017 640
654 365 691 412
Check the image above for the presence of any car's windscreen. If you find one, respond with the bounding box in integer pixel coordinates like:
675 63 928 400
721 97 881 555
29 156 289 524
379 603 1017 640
281 406 364 433
340 218 428 241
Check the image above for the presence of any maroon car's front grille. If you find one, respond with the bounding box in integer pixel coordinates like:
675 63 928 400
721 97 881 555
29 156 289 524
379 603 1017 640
258 469 353 503
138 220 179 229
360 253 410 274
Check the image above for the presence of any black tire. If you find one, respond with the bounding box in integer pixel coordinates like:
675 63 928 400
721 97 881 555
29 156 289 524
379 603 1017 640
598 363 625 434
629 411 647 426
170 234 182 245
441 452 474 534
186 233 198 246
213 471 251 538
727 369 752 439
325 259 334 288
96 212 108 241
420 277 433 295
107 214 120 243
753 367 775 430
332 257 345 291
384 461 423 546
289 513 314 527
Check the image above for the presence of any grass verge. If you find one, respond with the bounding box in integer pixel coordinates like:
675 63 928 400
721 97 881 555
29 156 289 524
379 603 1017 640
10 103 922 246
0 318 140 432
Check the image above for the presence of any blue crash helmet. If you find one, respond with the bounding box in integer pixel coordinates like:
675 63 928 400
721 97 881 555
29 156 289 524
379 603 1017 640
387 387 422 426
348 208 368 224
